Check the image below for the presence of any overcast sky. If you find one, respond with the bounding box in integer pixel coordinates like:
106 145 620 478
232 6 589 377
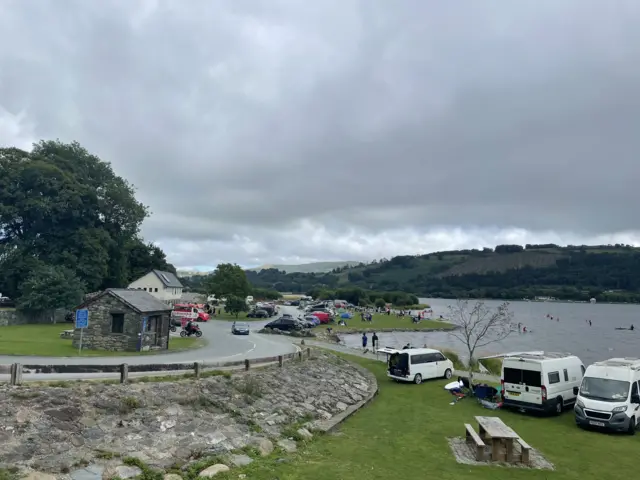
2 1 640 269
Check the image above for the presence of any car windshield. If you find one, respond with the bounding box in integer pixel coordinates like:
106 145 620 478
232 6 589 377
580 377 630 402
235 323 249 328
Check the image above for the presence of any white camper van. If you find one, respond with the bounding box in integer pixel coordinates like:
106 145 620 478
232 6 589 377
501 352 585 414
574 358 640 434
378 347 454 384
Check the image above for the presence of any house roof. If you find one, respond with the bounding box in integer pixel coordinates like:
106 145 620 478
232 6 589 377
151 270 183 288
78 289 173 314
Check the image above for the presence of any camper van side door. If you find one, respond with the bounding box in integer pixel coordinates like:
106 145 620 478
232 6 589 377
631 382 640 413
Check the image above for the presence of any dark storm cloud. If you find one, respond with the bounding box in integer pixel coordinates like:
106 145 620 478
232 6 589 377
1 0 640 266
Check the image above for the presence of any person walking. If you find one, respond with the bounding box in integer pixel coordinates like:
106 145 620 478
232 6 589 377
361 332 368 351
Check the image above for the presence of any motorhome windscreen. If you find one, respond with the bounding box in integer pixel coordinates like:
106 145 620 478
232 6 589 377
580 377 630 402
503 367 542 387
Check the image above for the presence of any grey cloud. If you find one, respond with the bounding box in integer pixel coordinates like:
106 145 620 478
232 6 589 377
2 0 640 267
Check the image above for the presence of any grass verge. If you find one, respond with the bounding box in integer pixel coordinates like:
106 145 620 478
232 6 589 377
0 324 206 356
212 352 638 480
330 313 454 333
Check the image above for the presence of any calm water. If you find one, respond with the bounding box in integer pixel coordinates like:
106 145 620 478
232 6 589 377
341 298 640 365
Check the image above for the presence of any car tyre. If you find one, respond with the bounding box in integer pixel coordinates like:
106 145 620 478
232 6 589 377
628 417 636 435
443 368 452 379
414 374 422 385
555 398 563 416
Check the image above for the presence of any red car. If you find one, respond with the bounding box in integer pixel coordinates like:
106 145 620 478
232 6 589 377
311 312 331 324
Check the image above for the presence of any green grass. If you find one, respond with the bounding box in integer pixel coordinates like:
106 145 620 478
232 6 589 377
0 324 206 356
214 353 638 480
331 313 454 333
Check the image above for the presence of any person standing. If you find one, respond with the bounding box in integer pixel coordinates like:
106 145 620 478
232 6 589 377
361 332 368 350
372 332 379 351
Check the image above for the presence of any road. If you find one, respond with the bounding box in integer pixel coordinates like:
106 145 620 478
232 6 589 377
0 306 301 382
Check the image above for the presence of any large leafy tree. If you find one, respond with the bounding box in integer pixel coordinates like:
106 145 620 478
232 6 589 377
0 140 175 300
205 263 251 299
17 265 86 321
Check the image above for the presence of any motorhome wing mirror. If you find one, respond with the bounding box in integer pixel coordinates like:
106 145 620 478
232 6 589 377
573 386 579 396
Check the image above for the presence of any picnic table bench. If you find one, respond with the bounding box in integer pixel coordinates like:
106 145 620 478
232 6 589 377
464 416 531 464
59 329 74 338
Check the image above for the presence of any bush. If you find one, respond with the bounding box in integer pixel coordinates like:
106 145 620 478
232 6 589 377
441 350 465 371
479 358 503 375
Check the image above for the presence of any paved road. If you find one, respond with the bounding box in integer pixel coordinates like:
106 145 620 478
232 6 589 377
0 306 302 382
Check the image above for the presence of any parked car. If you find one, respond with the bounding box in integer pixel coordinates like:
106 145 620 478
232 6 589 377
378 347 454 384
0 296 15 308
311 312 331 324
231 321 250 335
304 315 320 326
501 352 585 415
574 357 640 434
281 313 293 319
247 309 269 318
265 317 303 331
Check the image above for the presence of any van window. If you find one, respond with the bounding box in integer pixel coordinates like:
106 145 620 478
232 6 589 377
411 354 427 365
563 369 569 382
632 382 638 398
433 352 446 362
504 368 542 387
548 372 560 384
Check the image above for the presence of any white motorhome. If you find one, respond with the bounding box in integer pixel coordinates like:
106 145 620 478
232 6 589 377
378 347 454 384
501 352 585 415
574 358 640 434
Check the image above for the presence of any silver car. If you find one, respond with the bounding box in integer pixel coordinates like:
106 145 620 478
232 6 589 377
231 321 250 335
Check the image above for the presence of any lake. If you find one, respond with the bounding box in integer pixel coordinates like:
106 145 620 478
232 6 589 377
341 297 640 365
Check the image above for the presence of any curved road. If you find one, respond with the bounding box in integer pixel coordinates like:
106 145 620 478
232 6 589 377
0 307 301 382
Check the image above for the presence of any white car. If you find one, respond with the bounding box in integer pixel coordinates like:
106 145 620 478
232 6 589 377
379 347 454 384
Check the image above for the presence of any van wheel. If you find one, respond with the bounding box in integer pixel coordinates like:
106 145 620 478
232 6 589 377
413 374 423 385
627 417 636 435
443 369 452 379
554 398 563 415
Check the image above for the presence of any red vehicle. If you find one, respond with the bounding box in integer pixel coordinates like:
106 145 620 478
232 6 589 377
311 312 331 324
172 304 210 323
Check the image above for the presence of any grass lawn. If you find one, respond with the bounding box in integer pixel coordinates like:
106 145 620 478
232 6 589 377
209 309 266 321
217 353 638 480
331 313 454 333
0 324 206 357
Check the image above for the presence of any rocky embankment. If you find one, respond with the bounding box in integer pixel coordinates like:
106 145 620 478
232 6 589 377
0 351 376 479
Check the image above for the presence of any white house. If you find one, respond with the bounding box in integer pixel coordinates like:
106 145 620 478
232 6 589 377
128 270 184 305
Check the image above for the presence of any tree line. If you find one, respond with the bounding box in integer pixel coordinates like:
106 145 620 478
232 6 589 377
0 141 176 315
185 244 640 304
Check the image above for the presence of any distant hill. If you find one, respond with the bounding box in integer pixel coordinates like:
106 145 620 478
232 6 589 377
247 261 361 274
243 244 640 303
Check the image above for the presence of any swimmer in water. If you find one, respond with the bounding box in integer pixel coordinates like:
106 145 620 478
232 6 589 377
589 320 592 326
523 326 527 333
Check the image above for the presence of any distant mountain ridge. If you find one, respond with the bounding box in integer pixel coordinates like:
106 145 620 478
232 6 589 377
248 261 361 274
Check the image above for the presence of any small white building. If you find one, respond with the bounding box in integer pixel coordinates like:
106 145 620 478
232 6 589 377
128 270 184 305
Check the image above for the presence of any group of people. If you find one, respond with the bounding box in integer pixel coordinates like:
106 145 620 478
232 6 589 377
361 332 379 350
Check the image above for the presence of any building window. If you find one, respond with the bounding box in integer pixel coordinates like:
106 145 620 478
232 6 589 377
111 313 125 334
154 287 158 292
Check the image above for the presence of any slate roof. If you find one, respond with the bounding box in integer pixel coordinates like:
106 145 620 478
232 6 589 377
106 289 173 313
152 270 183 288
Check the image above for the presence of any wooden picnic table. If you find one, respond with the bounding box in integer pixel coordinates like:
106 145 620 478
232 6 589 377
475 416 520 463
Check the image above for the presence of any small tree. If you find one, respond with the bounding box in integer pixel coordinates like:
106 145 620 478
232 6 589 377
225 295 249 318
17 265 86 322
374 297 386 308
205 263 251 299
447 300 513 387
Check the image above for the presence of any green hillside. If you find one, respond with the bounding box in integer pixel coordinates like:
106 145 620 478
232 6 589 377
247 261 361 274
242 244 640 303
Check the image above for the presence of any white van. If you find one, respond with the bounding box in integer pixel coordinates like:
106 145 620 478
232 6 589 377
501 352 585 415
378 347 454 384
574 358 640 434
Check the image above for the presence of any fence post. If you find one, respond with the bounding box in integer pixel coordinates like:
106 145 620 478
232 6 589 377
278 355 283 367
10 363 22 386
298 351 303 362
306 348 311 359
244 359 250 371
120 364 129 384
194 362 201 378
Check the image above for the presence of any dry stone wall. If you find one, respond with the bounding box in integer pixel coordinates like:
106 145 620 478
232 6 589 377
0 309 66 326
0 351 377 479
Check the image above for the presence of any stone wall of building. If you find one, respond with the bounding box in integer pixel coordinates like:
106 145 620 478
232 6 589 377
71 295 140 351
0 351 378 478
71 294 170 352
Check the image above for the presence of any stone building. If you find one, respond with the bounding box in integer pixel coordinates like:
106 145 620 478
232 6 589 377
72 289 173 352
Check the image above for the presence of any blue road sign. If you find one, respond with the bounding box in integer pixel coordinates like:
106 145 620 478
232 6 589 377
75 309 89 329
